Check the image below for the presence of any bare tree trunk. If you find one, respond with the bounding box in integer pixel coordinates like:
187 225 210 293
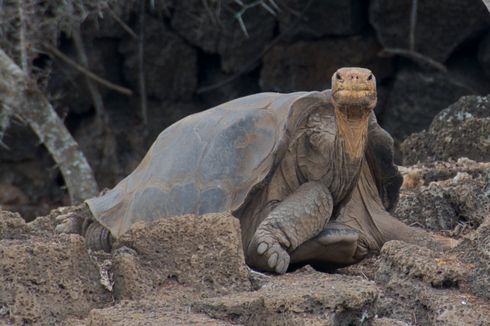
0 48 99 203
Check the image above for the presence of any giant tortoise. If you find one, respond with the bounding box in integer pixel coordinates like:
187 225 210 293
57 67 453 274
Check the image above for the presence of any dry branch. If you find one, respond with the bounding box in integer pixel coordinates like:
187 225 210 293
44 43 133 96
0 48 99 203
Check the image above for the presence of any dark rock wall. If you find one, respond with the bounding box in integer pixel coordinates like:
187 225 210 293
1 0 489 219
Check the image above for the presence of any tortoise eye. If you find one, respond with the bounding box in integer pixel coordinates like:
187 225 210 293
367 74 373 81
336 73 342 80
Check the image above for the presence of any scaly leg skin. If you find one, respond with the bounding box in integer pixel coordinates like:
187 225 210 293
55 203 92 234
289 224 362 272
246 181 333 274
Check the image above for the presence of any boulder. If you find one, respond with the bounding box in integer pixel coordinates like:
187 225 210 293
395 159 490 231
382 69 474 141
194 270 380 325
369 0 489 63
401 94 490 164
112 213 251 300
170 0 275 73
119 15 197 101
260 33 393 92
375 240 490 325
0 233 111 325
456 216 490 301
73 300 232 326
276 0 367 40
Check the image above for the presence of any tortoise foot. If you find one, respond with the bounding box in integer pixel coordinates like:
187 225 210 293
55 213 84 234
247 231 291 274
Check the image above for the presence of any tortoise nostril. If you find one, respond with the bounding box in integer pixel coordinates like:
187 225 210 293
367 74 373 81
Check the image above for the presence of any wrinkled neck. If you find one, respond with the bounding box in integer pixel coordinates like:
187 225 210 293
334 107 370 160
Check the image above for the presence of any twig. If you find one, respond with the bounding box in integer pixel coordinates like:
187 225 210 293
381 48 447 72
17 0 29 74
138 0 148 125
409 0 418 51
44 43 133 96
197 0 314 94
107 7 138 39
72 25 106 121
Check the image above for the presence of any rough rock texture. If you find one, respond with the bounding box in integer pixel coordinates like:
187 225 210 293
375 241 490 325
120 15 198 101
0 211 111 325
401 94 490 164
260 33 393 92
395 159 490 231
370 0 489 63
377 241 466 288
68 300 233 326
112 213 251 300
478 31 490 79
170 0 275 73
381 69 474 141
194 270 380 325
456 216 490 301
277 0 367 40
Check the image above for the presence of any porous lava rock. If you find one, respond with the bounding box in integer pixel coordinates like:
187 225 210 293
381 69 474 141
260 33 392 92
112 212 251 300
370 0 489 63
170 0 275 73
0 210 111 325
395 159 490 231
401 94 490 164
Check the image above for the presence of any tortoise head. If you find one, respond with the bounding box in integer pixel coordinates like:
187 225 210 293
331 67 377 114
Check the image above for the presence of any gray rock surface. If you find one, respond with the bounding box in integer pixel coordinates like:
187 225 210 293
260 33 392 92
370 0 489 63
401 94 490 164
396 159 490 231
170 0 275 73
456 216 490 301
382 69 474 141
0 212 111 325
113 213 252 300
120 15 198 101
277 0 367 40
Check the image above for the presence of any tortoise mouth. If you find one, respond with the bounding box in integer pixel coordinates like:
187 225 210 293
332 89 377 110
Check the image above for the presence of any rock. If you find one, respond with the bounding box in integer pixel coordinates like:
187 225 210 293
478 32 490 79
376 241 467 288
382 69 474 141
0 210 31 240
375 241 490 325
277 0 367 40
0 120 39 162
0 234 111 325
372 317 409 326
194 270 380 325
78 300 232 326
401 94 490 164
49 38 124 115
369 0 489 63
119 15 197 101
456 216 490 301
395 160 490 231
170 0 275 73
112 213 251 300
260 33 393 92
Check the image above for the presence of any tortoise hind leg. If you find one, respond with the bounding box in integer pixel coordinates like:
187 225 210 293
289 225 364 272
84 221 113 252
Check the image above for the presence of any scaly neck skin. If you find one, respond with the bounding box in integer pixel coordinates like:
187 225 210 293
334 106 371 161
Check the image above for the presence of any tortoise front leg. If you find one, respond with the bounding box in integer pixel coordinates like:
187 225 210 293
246 181 333 274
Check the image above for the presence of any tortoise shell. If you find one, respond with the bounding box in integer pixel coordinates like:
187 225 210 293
86 91 331 237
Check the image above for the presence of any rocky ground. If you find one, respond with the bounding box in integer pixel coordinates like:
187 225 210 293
0 95 489 325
